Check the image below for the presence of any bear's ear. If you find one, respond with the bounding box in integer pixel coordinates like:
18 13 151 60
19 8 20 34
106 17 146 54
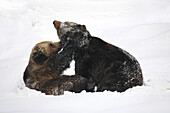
81 25 86 31
32 51 48 65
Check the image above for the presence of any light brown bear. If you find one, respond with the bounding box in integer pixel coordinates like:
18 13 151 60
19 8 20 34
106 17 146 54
23 41 87 95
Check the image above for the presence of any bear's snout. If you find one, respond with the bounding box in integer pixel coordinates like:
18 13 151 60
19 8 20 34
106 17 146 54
53 20 62 29
53 21 55 25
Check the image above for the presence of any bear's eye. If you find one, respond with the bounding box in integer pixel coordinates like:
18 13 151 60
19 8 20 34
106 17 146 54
49 43 54 47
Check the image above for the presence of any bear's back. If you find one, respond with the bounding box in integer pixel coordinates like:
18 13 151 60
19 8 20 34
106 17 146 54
75 36 143 92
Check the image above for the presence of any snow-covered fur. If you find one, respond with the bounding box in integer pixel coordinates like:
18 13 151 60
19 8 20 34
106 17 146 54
23 41 87 95
53 20 143 92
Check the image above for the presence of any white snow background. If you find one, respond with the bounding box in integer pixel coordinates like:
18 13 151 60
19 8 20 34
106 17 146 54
0 0 170 113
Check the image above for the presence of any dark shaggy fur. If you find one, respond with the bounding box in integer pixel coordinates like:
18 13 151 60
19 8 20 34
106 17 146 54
53 20 143 92
23 41 87 95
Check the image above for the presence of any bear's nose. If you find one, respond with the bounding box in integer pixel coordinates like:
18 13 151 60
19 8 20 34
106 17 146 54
53 20 62 28
53 20 56 25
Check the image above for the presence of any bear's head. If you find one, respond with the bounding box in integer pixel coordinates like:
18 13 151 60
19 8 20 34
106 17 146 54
53 20 91 47
31 41 61 65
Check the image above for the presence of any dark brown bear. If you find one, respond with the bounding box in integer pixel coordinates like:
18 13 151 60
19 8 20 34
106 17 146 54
53 20 143 92
23 41 87 95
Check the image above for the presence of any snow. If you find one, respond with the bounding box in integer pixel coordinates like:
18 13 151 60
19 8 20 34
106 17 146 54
0 0 170 112
63 60 75 75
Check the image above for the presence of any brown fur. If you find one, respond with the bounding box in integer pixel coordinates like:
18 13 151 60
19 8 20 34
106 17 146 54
23 41 62 91
23 41 88 95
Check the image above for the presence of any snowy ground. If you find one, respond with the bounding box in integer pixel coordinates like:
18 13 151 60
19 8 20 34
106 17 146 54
0 0 170 113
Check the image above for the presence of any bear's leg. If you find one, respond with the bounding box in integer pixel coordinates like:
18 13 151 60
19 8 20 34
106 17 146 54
96 73 130 92
97 73 142 92
85 78 96 92
97 83 117 92
54 40 78 72
97 82 128 92
60 75 89 93
41 75 89 95
40 79 63 95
